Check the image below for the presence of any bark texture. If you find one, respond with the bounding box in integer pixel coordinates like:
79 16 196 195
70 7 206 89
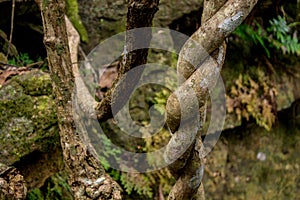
177 0 258 82
0 163 27 200
96 0 159 122
34 0 122 199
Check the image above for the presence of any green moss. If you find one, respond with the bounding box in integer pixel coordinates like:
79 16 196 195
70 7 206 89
14 71 52 96
0 86 34 127
0 71 59 164
34 96 57 128
65 0 89 42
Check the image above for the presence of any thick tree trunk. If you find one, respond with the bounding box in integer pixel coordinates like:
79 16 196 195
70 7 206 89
34 0 122 199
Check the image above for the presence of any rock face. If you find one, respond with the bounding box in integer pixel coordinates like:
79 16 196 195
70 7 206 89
77 0 203 52
0 70 63 190
0 70 57 165
203 102 300 199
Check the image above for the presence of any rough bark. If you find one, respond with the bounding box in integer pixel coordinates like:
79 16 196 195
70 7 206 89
0 163 27 200
96 0 159 122
34 0 122 199
176 0 258 83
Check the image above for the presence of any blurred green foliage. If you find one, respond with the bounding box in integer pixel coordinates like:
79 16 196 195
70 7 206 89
26 173 72 200
234 15 300 58
226 69 277 131
7 52 48 70
8 52 34 66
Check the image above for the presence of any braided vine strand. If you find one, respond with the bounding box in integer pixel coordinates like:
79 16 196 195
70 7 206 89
164 0 259 172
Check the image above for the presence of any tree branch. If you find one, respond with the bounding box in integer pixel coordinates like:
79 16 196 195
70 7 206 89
96 0 159 122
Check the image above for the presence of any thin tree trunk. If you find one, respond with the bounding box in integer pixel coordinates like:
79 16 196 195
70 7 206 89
96 0 160 122
34 0 122 199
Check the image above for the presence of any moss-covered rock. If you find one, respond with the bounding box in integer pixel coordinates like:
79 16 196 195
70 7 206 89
0 70 59 165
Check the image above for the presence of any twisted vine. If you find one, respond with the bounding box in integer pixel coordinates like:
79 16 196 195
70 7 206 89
164 0 258 199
